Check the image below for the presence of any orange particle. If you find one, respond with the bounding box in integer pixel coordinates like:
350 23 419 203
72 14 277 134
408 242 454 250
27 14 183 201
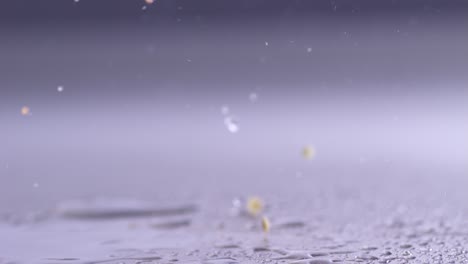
21 106 30 116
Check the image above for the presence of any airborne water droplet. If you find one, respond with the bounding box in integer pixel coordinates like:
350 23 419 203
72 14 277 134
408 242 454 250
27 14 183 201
224 116 239 133
249 93 258 103
221 105 229 115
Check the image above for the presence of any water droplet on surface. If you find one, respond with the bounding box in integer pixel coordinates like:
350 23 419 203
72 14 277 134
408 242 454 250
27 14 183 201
224 116 239 133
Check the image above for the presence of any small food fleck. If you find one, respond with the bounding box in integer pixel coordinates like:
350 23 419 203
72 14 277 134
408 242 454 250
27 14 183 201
21 106 31 116
246 196 263 216
302 145 316 160
261 216 270 233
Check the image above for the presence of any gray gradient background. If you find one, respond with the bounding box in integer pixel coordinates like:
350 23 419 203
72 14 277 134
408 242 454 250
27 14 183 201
0 0 467 212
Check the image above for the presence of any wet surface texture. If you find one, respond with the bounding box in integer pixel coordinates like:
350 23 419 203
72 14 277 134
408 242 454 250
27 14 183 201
1 176 467 264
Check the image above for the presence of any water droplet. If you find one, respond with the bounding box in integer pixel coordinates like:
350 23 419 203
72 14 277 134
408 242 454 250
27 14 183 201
249 93 258 103
224 116 239 133
265 41 269 46
230 198 242 216
57 86 64 92
221 105 229 115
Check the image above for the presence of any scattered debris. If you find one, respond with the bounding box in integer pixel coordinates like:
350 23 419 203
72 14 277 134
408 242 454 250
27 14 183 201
261 216 270 233
302 146 316 160
246 197 263 216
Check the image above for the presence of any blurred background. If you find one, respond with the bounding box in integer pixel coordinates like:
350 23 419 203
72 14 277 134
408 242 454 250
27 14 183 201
0 0 467 213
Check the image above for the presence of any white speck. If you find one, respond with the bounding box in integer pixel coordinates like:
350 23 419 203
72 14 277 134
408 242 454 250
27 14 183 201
142 5 147 10
57 86 64 92
224 116 239 133
74 0 79 2
221 105 229 115
33 183 39 188
230 198 242 216
265 41 269 46
307 47 312 53
186 59 192 63
248 92 258 103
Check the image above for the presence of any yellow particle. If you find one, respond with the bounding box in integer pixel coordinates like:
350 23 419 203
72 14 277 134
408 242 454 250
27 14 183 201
21 106 30 116
246 196 263 216
261 216 270 233
302 145 316 160
145 0 154 4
